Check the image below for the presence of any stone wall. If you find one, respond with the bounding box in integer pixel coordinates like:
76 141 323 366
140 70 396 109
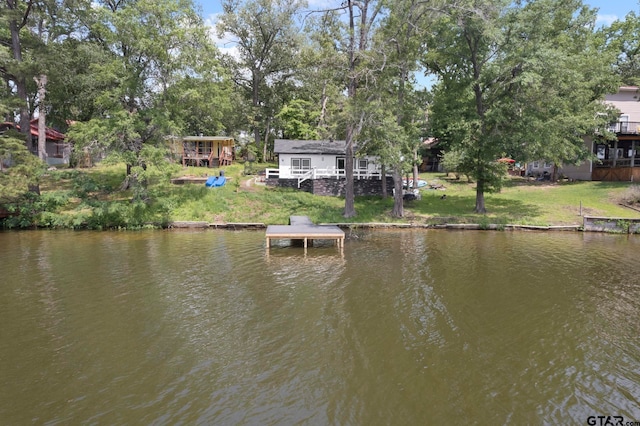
266 177 394 196
583 215 640 233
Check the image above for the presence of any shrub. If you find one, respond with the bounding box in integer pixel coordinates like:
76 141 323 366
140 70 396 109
618 185 640 205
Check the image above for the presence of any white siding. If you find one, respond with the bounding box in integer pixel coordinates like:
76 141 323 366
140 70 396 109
277 153 381 178
606 88 640 123
559 137 594 181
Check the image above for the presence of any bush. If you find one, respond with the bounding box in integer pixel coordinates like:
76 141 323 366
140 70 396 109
618 185 640 205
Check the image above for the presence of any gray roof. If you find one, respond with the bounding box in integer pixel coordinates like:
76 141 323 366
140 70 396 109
273 139 347 155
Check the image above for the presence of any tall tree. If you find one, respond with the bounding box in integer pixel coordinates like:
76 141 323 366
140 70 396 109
425 0 617 213
374 0 433 217
606 11 640 86
217 0 304 161
2 0 36 145
67 0 216 196
340 0 383 218
295 10 347 140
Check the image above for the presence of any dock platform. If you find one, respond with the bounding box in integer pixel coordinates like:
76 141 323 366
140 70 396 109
266 216 344 249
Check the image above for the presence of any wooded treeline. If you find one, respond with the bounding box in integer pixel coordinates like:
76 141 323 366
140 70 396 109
1 0 639 216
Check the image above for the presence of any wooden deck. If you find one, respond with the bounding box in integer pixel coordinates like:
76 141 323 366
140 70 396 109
266 216 344 249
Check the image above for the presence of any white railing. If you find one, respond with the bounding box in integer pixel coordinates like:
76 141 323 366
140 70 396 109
265 168 280 178
297 169 314 187
265 167 384 181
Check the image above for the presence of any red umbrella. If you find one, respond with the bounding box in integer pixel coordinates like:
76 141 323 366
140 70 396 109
497 157 516 163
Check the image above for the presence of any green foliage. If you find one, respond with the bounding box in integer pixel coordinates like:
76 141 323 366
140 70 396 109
1 190 69 229
0 131 45 200
217 0 305 158
605 12 640 86
425 0 619 213
276 99 321 140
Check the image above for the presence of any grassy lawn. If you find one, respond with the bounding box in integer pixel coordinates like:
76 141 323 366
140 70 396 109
26 162 640 229
413 174 640 226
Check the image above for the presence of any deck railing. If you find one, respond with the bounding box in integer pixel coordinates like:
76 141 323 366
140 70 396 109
607 121 640 134
265 167 384 182
595 158 640 168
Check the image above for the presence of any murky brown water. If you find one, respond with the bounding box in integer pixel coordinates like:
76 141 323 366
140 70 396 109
1 229 639 424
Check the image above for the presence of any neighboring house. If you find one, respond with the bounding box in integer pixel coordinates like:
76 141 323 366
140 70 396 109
560 86 640 181
266 139 390 196
526 160 554 179
0 119 69 166
419 137 444 172
180 136 234 168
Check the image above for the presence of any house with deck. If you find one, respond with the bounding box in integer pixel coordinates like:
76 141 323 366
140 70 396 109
559 86 640 181
180 136 234 168
265 139 391 196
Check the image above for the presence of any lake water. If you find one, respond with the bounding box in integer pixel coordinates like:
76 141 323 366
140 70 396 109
1 229 639 424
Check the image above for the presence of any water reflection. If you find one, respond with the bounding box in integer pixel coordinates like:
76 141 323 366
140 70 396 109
1 229 639 424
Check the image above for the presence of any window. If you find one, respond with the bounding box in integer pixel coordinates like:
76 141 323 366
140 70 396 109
596 145 606 159
620 114 629 133
543 162 552 169
357 159 368 170
532 161 539 168
609 148 623 159
291 158 311 171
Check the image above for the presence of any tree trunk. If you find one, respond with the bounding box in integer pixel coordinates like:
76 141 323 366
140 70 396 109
263 117 270 162
343 0 358 218
343 124 356 218
34 75 48 162
8 1 32 147
412 147 419 188
474 178 486 213
252 70 262 161
381 164 387 198
391 167 404 217
319 82 328 132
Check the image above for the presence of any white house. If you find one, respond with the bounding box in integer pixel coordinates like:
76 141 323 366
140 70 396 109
559 86 640 181
267 139 383 182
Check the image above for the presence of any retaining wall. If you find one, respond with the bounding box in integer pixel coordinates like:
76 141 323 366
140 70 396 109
583 215 640 233
265 177 395 196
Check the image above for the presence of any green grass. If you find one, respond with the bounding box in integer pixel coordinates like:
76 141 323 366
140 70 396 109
409 174 640 225
8 162 640 229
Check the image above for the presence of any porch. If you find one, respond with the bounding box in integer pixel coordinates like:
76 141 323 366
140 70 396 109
265 167 384 188
181 136 234 168
593 123 640 181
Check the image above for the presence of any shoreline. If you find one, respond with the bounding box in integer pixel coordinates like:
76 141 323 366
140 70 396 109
166 221 582 232
168 215 640 234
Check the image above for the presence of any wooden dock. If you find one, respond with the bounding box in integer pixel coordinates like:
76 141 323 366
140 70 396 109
265 216 345 249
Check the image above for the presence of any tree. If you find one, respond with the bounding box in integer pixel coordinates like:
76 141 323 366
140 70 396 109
67 0 216 197
275 99 320 139
372 0 433 217
0 129 45 201
2 0 40 148
295 10 347 140
217 0 304 161
341 0 384 218
606 11 640 86
424 0 617 213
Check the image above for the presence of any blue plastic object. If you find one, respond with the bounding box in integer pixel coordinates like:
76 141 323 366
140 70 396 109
205 176 218 187
213 176 226 187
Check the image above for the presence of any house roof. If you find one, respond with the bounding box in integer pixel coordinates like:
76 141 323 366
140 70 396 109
182 136 234 143
422 137 440 148
274 139 347 155
0 120 66 141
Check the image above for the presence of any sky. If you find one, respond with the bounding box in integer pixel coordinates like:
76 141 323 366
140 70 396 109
196 0 638 29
